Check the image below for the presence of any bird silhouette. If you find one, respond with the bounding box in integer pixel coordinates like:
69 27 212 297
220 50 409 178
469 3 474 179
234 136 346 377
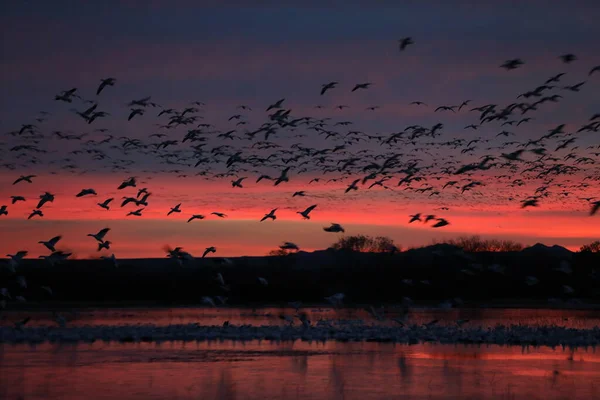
87 228 110 242
187 214 205 222
297 204 317 220
96 78 116 95
398 37 414 51
97 198 114 210
13 175 36 185
590 201 600 216
501 59 524 70
351 83 372 92
260 208 278 222
38 235 62 252
320 82 338 95
168 203 182 216
323 223 345 233
203 246 216 258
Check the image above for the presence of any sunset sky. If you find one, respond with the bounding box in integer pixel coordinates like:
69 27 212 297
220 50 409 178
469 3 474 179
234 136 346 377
1 1 599 258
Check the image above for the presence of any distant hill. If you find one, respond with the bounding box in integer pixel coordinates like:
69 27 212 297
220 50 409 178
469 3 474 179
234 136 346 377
521 243 573 259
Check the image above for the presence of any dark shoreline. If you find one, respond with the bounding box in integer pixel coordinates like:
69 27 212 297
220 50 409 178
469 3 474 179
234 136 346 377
3 324 600 347
3 300 600 312
3 245 599 308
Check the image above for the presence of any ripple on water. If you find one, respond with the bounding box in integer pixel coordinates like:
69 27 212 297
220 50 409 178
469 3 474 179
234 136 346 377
1 341 599 400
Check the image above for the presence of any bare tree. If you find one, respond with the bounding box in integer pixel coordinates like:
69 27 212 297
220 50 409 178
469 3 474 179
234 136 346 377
580 240 600 253
435 235 523 252
330 235 400 253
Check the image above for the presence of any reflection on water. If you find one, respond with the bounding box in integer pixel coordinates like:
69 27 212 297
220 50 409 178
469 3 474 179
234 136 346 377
0 340 599 400
2 306 600 329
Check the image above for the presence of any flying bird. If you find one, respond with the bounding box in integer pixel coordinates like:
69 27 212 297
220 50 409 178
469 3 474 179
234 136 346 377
168 203 182 216
128 108 144 121
97 240 111 251
345 179 360 193
408 213 421 223
28 209 43 219
521 198 539 208
118 177 136 190
320 82 338 95
203 246 216 258
590 201 600 216
398 37 414 51
256 175 273 183
96 78 116 95
231 177 247 188
87 228 110 242
36 192 55 209
424 214 437 223
559 54 577 63
13 175 36 185
280 242 300 251
351 83 372 92
266 98 285 111
257 277 268 286
297 204 317 219
10 196 25 204
260 208 278 222
97 198 114 210
76 188 97 197
38 235 62 252
323 223 345 233
127 208 144 217
501 59 524 70
274 167 290 186
431 218 449 228
187 214 205 222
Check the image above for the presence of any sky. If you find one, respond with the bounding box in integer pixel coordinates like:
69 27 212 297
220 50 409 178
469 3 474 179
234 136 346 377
1 1 599 258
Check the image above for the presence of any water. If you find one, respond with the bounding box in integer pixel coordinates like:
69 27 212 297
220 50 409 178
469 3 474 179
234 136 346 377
2 306 600 329
1 341 599 400
1 307 599 399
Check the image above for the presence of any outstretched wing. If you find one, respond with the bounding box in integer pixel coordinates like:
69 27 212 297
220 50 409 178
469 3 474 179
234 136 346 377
591 201 600 216
97 228 110 239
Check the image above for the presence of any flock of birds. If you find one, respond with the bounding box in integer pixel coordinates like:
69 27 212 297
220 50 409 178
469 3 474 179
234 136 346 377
3 293 600 346
1 39 600 314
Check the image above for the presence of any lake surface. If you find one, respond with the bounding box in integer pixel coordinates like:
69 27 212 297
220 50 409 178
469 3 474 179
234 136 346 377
2 306 600 329
1 341 599 400
1 307 599 400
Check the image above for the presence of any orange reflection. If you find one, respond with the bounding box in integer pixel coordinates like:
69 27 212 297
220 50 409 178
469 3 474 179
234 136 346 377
0 341 598 400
